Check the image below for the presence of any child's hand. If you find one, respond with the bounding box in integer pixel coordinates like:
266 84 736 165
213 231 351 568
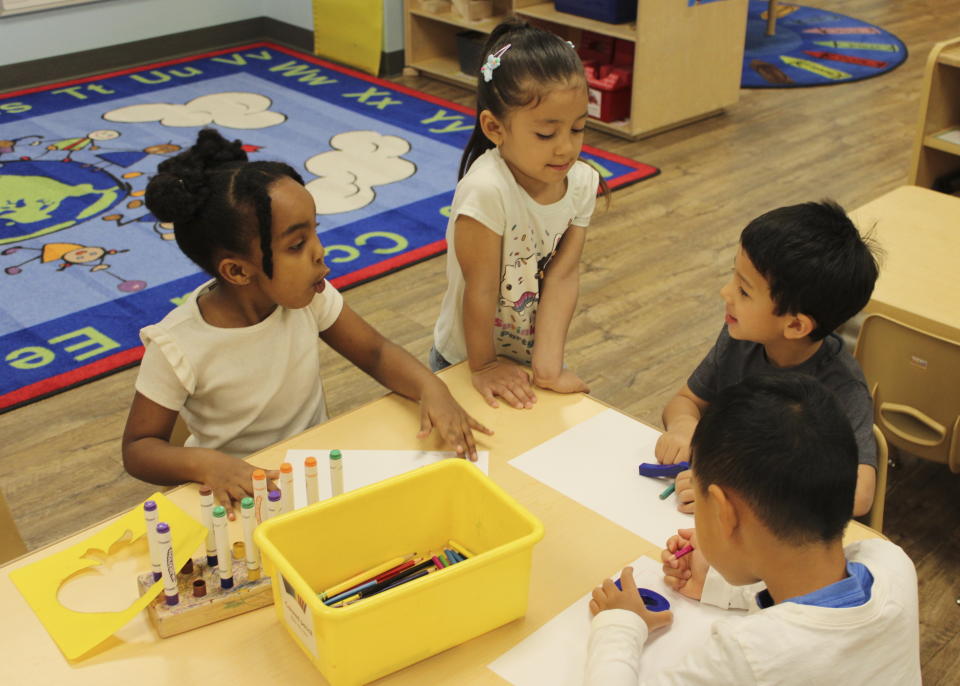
533 368 590 394
417 382 494 461
675 468 695 513
589 566 674 634
654 429 692 465
470 358 537 409
661 529 708 600
196 450 278 520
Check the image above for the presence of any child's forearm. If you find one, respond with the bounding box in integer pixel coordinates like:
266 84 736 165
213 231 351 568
662 394 703 437
462 285 499 371
531 274 579 382
123 438 212 486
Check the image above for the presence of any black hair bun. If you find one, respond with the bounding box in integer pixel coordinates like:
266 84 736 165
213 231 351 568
145 128 248 224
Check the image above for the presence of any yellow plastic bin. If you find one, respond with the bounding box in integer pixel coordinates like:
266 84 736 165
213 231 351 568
254 458 544 685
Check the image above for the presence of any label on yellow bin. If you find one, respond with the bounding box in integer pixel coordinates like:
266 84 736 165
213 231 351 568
278 572 319 658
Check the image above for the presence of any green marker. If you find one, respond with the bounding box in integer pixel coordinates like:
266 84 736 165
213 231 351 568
659 482 676 500
330 449 344 496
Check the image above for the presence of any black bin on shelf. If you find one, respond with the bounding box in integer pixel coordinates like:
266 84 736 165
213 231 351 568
456 31 486 77
554 0 637 24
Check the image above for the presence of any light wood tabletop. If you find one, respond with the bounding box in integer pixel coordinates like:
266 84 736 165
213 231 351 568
850 185 960 342
0 363 878 684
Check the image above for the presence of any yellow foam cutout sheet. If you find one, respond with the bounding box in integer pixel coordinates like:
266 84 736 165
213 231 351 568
312 0 383 76
9 492 205 660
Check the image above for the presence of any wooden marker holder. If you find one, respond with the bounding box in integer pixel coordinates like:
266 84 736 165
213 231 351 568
136 556 273 638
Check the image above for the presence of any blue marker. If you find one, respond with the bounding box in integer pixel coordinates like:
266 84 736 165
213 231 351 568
143 500 162 581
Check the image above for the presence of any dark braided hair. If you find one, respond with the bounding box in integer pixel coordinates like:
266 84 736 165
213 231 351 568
459 17 586 179
145 128 304 279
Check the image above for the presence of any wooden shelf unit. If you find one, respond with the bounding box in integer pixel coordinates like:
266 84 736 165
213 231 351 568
403 0 749 140
910 38 960 190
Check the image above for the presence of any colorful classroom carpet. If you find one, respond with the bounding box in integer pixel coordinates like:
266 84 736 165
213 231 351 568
0 43 658 412
742 1 907 88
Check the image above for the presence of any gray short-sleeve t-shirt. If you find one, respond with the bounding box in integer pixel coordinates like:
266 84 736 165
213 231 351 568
688 326 876 467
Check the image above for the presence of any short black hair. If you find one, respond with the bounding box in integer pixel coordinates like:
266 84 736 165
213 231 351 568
740 200 879 340
691 374 858 544
145 128 304 278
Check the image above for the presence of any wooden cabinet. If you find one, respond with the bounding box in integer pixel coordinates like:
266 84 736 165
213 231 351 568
403 0 749 140
910 37 960 191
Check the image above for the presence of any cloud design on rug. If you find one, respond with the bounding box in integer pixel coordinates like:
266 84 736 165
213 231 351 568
304 131 416 215
103 92 286 129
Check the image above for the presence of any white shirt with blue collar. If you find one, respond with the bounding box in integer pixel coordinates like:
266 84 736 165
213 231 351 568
586 539 921 686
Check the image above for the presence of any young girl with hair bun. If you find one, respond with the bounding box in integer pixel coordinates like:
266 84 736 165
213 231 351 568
123 128 491 515
431 17 602 410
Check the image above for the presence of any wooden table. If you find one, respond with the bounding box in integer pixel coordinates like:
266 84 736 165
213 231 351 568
0 363 878 684
850 185 960 342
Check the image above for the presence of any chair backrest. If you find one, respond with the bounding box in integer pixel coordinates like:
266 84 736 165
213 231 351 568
854 314 960 472
867 425 888 533
0 487 27 564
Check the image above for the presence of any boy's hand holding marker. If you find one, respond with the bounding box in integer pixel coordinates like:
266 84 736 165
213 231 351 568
589 566 673 634
416 380 493 461
470 357 537 410
661 529 707 601
654 420 696 465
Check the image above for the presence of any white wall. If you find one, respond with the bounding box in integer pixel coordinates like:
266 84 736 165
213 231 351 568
0 0 317 67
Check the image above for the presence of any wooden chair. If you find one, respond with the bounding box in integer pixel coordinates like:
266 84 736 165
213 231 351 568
854 314 960 473
0 487 28 564
866 425 889 532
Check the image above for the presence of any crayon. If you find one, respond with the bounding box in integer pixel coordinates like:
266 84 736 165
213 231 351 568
199 486 218 566
330 449 344 497
240 496 261 581
212 505 234 589
319 556 407 601
279 462 294 514
155 522 179 605
449 539 474 558
143 500 162 581
659 482 676 500
304 456 320 506
251 469 268 525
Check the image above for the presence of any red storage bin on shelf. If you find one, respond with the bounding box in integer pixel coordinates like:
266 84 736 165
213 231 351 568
578 34 633 122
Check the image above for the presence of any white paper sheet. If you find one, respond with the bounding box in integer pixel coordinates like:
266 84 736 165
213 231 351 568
489 556 742 685
508 409 693 547
283 449 489 510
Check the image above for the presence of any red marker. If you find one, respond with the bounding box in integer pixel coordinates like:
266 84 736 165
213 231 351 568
675 544 694 560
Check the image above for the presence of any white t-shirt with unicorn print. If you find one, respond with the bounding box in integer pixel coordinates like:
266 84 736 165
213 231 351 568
433 147 598 365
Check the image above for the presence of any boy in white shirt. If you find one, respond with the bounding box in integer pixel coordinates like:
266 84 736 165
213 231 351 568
586 374 921 686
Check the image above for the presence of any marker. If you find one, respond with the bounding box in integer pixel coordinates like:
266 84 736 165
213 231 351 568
449 539 474 558
155 522 179 605
304 456 319 506
330 449 344 496
240 496 261 581
674 544 694 560
279 462 294 514
659 482 676 500
252 469 268 524
319 555 408 601
143 500 162 581
198 486 218 566
266 490 281 521
212 505 234 590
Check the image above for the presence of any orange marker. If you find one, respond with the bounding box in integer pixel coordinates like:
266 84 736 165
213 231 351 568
304 457 319 506
279 462 294 514
251 469 267 524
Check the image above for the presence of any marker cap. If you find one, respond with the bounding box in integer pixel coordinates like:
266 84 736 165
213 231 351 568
305 456 317 467
156 522 170 534
280 462 293 474
143 500 157 512
252 469 266 481
241 497 254 509
199 486 212 495
268 490 281 502
212 506 226 518
330 449 342 461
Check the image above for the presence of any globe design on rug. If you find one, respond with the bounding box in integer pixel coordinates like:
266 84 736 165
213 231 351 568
742 1 907 88
0 160 126 244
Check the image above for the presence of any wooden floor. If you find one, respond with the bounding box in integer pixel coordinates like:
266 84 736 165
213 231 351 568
2 1 958 681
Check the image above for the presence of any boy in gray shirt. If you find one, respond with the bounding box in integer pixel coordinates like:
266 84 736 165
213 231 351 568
655 201 880 516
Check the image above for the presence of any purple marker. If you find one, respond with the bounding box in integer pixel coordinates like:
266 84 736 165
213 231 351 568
143 500 162 581
265 489 281 521
155 522 179 605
